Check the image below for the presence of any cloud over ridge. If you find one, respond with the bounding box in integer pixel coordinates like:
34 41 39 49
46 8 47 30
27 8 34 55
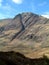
12 0 23 4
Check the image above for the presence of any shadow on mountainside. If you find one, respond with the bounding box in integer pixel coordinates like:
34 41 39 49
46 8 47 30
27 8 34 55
11 14 25 41
0 51 49 65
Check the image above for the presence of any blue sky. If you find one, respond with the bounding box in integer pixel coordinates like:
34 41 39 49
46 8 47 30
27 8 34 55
0 0 49 19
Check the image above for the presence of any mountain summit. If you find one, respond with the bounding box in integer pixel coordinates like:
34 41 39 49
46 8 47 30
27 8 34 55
0 12 49 58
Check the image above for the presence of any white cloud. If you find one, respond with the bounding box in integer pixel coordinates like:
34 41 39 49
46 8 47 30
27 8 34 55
12 0 23 4
42 12 49 18
38 1 47 6
42 15 49 18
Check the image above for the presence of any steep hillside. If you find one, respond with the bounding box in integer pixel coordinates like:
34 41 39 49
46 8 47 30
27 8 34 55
0 12 49 58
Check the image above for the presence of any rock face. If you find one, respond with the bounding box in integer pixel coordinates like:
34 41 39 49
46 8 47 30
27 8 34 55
0 12 49 58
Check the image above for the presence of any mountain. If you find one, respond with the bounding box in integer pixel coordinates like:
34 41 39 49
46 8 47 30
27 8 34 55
0 12 49 58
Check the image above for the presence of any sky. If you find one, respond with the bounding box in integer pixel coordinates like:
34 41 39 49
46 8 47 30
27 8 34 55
0 0 49 19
